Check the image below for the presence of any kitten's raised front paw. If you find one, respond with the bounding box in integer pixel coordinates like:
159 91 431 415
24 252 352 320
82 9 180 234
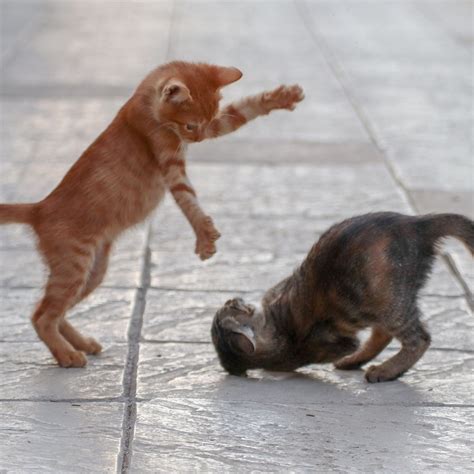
365 364 400 383
55 348 88 368
195 216 221 260
263 84 305 112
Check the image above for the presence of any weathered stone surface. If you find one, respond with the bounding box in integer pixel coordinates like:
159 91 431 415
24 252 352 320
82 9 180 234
131 399 473 473
0 228 147 289
2 1 173 88
142 290 473 351
411 189 473 220
301 0 471 212
150 244 463 297
415 0 473 45
142 289 260 343
0 287 135 343
445 239 474 293
168 0 370 143
179 162 411 218
0 401 123 472
189 140 383 165
0 342 127 400
137 342 474 406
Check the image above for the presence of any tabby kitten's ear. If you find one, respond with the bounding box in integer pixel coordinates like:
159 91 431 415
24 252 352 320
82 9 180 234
230 332 255 355
161 79 192 104
220 316 256 354
214 66 243 87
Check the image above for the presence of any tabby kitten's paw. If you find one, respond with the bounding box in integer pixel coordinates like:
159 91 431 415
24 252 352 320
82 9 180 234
263 84 305 112
195 216 221 260
365 364 401 383
334 356 364 371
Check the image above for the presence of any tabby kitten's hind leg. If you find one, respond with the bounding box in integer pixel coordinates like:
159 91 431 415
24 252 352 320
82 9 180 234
335 326 392 370
365 309 431 383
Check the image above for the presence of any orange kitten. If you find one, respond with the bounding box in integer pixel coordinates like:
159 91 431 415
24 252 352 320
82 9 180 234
0 61 304 367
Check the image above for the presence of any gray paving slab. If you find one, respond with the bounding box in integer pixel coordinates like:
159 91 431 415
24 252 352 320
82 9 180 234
168 0 371 143
0 224 148 288
136 342 474 406
1 1 173 88
150 208 464 296
299 2 472 189
415 0 473 46
142 289 473 351
131 399 473 473
0 99 123 155
0 401 123 473
0 286 135 343
0 342 127 401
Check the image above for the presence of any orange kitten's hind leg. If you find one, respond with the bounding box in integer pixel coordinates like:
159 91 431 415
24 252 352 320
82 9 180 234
33 286 89 368
58 241 112 355
32 239 97 367
59 320 102 355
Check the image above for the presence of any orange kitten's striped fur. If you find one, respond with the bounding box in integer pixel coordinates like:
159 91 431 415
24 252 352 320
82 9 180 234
0 61 304 368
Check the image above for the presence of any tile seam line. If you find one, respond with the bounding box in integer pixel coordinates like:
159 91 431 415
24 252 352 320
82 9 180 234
0 398 472 409
116 1 177 472
116 224 152 474
294 0 472 307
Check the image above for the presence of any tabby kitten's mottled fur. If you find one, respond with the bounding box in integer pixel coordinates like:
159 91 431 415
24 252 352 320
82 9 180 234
212 212 473 382
0 61 304 367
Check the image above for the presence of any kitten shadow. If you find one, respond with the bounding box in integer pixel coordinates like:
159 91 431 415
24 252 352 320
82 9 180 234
212 365 424 408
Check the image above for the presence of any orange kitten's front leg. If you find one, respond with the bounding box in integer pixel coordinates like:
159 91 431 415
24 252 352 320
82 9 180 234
206 84 304 138
160 144 220 260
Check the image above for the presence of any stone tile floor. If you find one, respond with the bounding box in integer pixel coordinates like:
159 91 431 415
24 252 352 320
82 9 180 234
0 0 472 472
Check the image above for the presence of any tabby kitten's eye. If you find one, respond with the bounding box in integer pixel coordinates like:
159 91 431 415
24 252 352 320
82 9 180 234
185 123 197 131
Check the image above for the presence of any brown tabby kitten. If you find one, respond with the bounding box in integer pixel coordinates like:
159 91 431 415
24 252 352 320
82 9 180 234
0 61 304 368
212 212 473 383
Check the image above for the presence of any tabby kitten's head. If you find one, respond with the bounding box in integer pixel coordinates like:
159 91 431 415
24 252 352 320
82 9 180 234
153 61 242 142
212 297 359 376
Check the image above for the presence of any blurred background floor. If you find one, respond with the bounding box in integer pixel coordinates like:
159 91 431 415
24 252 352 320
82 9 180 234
0 1 473 472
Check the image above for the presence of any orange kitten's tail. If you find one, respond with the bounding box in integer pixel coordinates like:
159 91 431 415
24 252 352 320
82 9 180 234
0 203 35 225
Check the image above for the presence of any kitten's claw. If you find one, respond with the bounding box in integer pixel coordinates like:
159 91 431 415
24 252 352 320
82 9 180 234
263 84 305 112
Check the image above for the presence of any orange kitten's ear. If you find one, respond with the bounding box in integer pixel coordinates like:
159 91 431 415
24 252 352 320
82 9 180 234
215 66 243 87
161 79 192 104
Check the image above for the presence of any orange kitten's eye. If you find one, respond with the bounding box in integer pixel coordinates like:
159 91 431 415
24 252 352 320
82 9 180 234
185 123 197 131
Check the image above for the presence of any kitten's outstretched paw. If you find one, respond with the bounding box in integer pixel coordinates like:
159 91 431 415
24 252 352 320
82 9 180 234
365 364 400 383
195 216 221 260
55 348 87 368
264 84 305 111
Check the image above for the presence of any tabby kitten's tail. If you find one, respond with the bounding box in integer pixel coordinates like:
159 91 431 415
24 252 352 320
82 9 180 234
0 203 35 225
421 213 474 254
